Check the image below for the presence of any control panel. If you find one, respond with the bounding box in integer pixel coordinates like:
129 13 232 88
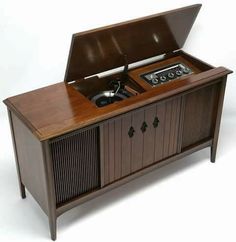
140 63 193 87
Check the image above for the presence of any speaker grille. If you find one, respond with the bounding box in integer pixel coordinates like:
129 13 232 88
50 127 100 205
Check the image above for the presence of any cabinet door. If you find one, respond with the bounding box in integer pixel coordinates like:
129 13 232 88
181 84 219 149
143 98 181 167
101 97 181 186
101 113 132 186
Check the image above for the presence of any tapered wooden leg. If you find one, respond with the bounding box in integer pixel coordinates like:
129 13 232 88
49 217 57 241
210 145 216 163
20 182 26 199
210 77 227 164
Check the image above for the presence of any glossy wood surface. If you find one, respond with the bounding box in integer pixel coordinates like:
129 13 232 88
64 4 201 81
3 56 231 141
3 4 233 240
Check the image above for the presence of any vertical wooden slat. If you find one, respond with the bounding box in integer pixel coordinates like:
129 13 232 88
143 104 156 167
114 119 122 180
173 98 181 154
177 96 186 153
121 114 132 177
99 125 105 187
103 123 110 185
154 102 165 162
108 122 115 183
163 100 172 157
131 109 144 172
168 99 178 156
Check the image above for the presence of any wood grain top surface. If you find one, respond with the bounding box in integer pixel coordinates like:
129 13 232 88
3 58 231 141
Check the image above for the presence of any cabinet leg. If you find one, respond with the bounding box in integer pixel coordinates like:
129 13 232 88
7 110 27 199
20 182 26 199
210 145 216 163
49 217 57 241
210 78 227 164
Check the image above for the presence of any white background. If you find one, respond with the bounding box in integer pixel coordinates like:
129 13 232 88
0 0 236 241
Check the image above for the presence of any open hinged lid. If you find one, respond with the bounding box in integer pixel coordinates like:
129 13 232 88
64 4 201 82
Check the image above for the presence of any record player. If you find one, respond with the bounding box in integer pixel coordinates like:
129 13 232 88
3 4 232 240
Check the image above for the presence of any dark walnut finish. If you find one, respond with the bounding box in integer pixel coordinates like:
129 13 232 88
3 4 232 240
101 97 181 185
64 4 201 81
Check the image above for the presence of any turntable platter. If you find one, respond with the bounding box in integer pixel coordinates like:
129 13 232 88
90 90 130 107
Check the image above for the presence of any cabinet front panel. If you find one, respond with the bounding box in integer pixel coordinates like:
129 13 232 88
102 115 132 185
114 119 122 180
102 97 181 186
182 84 219 149
121 115 132 177
143 104 157 167
154 98 181 162
154 102 166 162
50 127 100 205
131 109 145 172
164 98 181 157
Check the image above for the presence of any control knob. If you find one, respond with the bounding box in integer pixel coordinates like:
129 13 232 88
151 78 159 85
160 76 167 82
167 72 175 79
183 68 190 74
176 70 183 76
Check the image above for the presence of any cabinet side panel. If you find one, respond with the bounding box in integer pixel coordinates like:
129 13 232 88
182 83 219 149
11 113 48 214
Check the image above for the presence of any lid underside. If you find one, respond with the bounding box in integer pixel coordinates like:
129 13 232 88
64 4 202 82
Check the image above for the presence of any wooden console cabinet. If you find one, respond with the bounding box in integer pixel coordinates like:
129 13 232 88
3 4 232 240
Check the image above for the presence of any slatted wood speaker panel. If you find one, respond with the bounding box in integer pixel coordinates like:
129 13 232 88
101 97 181 186
182 83 219 149
50 127 100 205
